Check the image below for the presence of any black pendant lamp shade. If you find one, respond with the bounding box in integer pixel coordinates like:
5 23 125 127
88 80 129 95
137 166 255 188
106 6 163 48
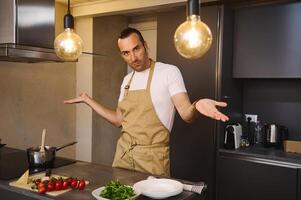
187 0 200 16
64 0 74 29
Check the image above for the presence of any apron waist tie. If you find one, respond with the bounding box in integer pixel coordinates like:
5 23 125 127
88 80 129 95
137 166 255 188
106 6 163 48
120 141 168 159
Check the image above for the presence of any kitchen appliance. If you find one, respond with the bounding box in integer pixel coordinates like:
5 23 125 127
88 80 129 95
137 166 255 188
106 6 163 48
263 124 288 148
0 0 61 62
0 147 76 180
0 139 6 148
27 141 77 169
224 123 242 149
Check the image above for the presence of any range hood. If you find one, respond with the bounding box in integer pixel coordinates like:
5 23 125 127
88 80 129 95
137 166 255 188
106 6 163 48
0 0 62 62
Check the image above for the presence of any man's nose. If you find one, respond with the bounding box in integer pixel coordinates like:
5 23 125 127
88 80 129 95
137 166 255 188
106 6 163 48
129 51 137 61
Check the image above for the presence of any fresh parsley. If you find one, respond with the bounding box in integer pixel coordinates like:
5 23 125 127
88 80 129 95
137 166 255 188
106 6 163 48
100 180 135 200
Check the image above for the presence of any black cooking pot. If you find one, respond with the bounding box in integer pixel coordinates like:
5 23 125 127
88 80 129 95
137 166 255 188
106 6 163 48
0 139 6 148
27 141 77 169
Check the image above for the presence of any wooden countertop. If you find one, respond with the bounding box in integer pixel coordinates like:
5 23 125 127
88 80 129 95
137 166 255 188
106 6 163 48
0 161 205 200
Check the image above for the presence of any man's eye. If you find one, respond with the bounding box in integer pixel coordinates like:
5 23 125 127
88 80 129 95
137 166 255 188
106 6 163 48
134 46 141 52
123 52 129 56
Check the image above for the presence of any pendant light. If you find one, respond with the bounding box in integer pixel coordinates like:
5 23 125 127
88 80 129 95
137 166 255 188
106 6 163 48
174 0 212 59
54 0 83 61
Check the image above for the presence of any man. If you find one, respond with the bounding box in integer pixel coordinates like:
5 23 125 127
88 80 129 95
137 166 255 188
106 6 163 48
64 27 229 176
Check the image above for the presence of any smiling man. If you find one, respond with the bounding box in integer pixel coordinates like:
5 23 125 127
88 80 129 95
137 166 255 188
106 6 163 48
64 27 229 176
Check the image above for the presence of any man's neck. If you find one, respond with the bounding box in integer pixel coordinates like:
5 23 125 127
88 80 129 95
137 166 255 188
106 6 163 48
134 58 152 72
146 58 152 69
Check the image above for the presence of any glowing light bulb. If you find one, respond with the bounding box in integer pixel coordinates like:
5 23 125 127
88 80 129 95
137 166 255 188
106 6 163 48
174 15 212 59
54 0 83 61
54 28 83 61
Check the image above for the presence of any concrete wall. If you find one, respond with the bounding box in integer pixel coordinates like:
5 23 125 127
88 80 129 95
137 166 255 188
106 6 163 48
0 62 76 159
75 16 93 162
92 15 128 165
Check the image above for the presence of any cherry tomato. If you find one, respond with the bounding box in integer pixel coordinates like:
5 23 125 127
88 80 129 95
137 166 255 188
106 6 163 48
55 181 62 191
77 180 86 190
42 180 49 185
62 180 69 190
67 177 73 184
38 186 46 194
37 182 45 190
70 179 78 188
50 177 57 182
47 183 54 192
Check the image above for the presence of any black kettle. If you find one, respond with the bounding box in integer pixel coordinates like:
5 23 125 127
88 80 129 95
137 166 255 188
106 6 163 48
263 124 288 148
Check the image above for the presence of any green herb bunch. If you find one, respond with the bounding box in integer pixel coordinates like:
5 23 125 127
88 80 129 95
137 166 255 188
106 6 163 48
100 180 135 200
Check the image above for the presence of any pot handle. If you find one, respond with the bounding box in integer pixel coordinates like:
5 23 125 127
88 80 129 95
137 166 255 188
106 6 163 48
56 141 77 151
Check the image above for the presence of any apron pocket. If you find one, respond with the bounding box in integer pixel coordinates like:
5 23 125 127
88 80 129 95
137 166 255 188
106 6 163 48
132 147 169 176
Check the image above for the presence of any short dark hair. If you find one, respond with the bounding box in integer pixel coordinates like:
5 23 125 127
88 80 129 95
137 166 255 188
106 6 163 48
119 27 145 45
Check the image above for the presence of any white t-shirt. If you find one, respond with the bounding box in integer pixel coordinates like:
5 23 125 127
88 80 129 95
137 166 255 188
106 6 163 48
118 62 187 131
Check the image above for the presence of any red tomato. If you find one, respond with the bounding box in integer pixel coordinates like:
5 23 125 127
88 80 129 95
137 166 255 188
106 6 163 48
67 177 74 185
34 179 41 186
78 180 86 190
62 180 69 190
47 183 54 192
55 181 62 191
50 177 57 183
42 180 49 185
70 179 78 188
38 186 46 194
37 182 45 190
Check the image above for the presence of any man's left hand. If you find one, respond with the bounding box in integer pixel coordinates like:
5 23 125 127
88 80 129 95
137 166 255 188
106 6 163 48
195 99 229 122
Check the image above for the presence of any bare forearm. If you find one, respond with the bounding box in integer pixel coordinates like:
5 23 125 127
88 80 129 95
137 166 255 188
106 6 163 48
172 93 198 123
181 102 199 123
85 97 122 127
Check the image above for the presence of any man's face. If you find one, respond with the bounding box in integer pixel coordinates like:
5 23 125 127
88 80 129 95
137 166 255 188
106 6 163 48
118 33 149 72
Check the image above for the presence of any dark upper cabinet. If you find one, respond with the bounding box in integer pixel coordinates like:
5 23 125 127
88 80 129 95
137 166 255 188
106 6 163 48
233 2 301 78
217 156 298 200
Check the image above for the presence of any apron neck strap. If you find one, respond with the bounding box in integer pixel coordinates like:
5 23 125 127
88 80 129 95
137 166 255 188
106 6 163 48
146 59 155 91
125 59 155 91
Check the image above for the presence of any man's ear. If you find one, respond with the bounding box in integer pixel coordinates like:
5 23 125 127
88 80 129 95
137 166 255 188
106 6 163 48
143 41 149 50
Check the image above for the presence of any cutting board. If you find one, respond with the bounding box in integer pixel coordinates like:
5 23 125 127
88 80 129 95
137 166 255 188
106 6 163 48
9 172 72 196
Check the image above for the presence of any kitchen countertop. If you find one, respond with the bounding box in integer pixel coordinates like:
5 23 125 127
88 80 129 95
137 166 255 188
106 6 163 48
0 161 205 200
219 146 301 168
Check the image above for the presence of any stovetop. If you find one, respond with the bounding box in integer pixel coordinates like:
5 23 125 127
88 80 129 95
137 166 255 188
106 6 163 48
0 147 76 180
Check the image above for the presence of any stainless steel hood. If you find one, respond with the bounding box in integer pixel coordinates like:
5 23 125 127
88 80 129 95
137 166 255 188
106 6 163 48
0 0 62 62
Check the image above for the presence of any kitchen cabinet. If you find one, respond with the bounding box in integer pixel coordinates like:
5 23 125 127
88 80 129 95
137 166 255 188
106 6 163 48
298 169 301 200
217 155 298 200
0 188 35 200
233 1 301 78
0 162 204 200
157 3 242 200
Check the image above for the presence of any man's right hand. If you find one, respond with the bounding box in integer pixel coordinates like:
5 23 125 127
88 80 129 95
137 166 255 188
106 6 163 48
64 93 122 127
64 93 90 104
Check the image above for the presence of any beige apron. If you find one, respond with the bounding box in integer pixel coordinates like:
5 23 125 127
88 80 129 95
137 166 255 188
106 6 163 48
112 60 170 176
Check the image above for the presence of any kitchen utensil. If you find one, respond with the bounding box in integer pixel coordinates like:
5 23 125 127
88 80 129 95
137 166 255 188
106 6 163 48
0 139 6 148
40 129 46 153
133 178 183 199
263 124 288 148
27 141 77 169
147 176 206 195
9 172 73 197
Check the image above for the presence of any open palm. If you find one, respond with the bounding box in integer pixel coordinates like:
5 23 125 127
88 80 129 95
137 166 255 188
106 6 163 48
195 99 229 122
